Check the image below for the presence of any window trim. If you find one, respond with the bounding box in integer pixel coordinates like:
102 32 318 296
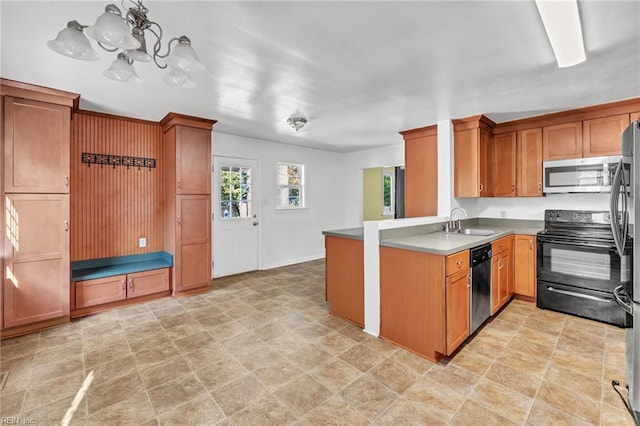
275 161 306 210
382 170 395 217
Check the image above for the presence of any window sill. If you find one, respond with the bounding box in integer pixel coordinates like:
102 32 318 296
275 207 309 213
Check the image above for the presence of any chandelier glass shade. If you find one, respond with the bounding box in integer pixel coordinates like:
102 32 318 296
47 1 204 87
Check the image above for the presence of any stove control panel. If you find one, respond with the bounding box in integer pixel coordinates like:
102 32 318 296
544 210 614 225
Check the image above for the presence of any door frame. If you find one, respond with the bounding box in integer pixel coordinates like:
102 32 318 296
211 155 261 278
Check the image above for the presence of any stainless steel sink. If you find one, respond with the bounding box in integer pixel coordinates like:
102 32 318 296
459 228 498 236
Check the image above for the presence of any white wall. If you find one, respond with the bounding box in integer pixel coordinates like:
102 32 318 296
213 132 348 270
343 143 404 227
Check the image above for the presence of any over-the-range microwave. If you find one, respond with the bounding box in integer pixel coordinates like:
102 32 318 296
543 155 631 194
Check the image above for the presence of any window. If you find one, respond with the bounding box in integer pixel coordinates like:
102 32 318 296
276 162 305 209
219 165 252 219
382 170 394 216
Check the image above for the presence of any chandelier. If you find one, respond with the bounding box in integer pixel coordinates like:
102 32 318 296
47 1 204 88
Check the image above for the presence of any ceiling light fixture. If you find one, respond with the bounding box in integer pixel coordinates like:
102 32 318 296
47 1 204 87
287 115 308 132
535 0 586 68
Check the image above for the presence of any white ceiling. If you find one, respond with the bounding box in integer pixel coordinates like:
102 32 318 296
2 1 639 153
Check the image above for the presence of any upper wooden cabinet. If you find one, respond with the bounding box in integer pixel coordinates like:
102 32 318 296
453 115 495 197
3 96 71 193
582 114 629 157
631 112 640 122
401 126 437 217
542 121 582 161
493 132 516 197
517 128 543 197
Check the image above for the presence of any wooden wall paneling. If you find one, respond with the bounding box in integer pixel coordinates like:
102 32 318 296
70 113 163 261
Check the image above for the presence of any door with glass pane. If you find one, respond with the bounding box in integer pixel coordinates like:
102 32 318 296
212 156 259 277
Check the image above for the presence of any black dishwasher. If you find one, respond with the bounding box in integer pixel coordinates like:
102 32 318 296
470 244 492 334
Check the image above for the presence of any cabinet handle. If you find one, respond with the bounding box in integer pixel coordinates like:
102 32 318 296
176 179 182 189
479 183 484 193
456 260 463 266
64 175 69 187
538 182 542 191
121 279 126 290
177 216 181 225
499 258 504 269
64 220 69 232
511 184 515 192
128 279 133 291
529 240 533 250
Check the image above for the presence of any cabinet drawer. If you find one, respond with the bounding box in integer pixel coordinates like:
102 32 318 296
491 236 511 255
127 268 170 298
446 250 469 276
76 275 127 309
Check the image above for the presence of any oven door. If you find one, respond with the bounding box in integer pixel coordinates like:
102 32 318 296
537 235 632 293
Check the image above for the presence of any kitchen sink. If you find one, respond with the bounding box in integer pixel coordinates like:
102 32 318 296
445 228 498 236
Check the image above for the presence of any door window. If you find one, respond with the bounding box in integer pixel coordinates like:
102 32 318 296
219 165 252 219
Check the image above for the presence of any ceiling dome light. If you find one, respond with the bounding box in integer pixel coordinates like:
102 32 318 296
85 4 140 49
103 53 141 83
287 115 308 132
166 36 205 73
47 21 99 61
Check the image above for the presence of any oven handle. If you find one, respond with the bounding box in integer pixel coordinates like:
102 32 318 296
536 236 616 250
613 285 634 315
547 286 612 303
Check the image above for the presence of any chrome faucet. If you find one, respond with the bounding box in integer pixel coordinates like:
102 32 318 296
446 207 468 232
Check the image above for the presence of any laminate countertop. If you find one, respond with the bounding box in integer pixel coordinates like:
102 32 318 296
381 225 543 256
322 227 364 241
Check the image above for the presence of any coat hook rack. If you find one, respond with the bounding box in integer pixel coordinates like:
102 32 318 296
82 152 156 170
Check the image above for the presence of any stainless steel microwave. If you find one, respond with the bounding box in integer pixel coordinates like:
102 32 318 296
543 156 631 194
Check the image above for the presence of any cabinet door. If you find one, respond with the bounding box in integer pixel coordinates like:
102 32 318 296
454 128 480 197
176 126 211 194
404 134 438 217
446 268 470 355
325 236 364 327
517 128 543 197
76 275 126 309
127 268 170 299
514 235 537 298
583 114 628 157
4 97 70 193
499 251 511 306
543 122 582 161
493 132 516 197
491 255 501 315
479 128 493 197
175 195 211 294
3 194 69 328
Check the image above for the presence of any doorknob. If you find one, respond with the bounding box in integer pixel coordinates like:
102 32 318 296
252 221 259 226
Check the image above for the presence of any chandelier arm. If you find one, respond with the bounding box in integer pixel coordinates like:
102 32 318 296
97 41 119 53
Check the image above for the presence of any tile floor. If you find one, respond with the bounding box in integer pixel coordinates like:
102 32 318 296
0 259 636 425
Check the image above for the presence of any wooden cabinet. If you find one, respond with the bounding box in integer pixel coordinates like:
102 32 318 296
453 116 495 197
631 112 640 122
543 121 582 161
514 235 537 299
75 268 170 309
582 114 628 157
493 132 516 197
325 236 364 327
3 194 70 328
379 247 469 362
491 236 513 315
3 96 70 194
446 268 470 355
401 126 438 217
161 113 216 297
517 128 543 197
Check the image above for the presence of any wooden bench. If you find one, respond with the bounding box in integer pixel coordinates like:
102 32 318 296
71 251 173 317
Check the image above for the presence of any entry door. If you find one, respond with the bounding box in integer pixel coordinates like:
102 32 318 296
212 156 259 278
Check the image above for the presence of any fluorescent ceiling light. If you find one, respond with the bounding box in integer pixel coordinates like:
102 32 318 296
535 0 586 68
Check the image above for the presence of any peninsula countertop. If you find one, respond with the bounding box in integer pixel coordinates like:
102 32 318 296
322 227 364 241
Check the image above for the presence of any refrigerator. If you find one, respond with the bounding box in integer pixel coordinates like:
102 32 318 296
611 120 640 418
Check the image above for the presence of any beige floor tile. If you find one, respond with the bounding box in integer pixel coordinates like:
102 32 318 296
337 325 368 342
254 321 289 341
89 391 155 426
314 332 357 356
22 372 85 412
468 378 534 424
506 335 555 360
403 376 465 422
550 348 603 380
338 344 384 373
556 334 605 363
303 395 369 426
253 357 304 390
0 390 24 417
182 344 230 371
89 354 138 386
82 329 127 353
449 347 495 376
368 358 416 394
173 330 216 354
210 375 268 417
81 319 122 338
601 401 637 426
536 380 601 424
513 325 559 348
463 335 506 360
35 332 82 353
339 376 398 421
316 315 349 331
525 399 591 425
544 363 602 402
29 354 84 386
274 374 332 417
497 348 549 376
425 364 482 396
195 356 248 391
267 332 311 355
133 340 182 369
87 371 145 413
522 316 565 336
295 323 333 340
310 358 362 393
484 361 542 398
139 355 193 390
0 332 40 348
287 344 333 371
147 372 207 415
388 348 434 374
450 399 516 425
359 337 400 357
159 394 227 425
207 321 248 342
1 341 37 362
374 397 445 425
119 311 157 330
22 394 87 425
84 342 132 370
150 304 186 320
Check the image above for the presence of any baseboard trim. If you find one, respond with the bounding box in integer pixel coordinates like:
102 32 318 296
260 254 325 271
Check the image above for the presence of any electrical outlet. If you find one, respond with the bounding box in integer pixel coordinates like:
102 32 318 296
139 237 147 248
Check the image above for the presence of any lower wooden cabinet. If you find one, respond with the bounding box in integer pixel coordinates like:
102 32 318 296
325 236 364 327
75 268 170 309
446 268 470 354
491 236 514 315
514 235 537 299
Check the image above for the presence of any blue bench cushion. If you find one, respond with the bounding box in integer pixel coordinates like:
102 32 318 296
71 251 173 282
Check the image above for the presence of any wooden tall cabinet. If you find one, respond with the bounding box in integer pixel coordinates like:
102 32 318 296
517 128 543 197
453 115 495 197
400 125 438 217
492 132 516 197
161 113 216 297
1 79 78 335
